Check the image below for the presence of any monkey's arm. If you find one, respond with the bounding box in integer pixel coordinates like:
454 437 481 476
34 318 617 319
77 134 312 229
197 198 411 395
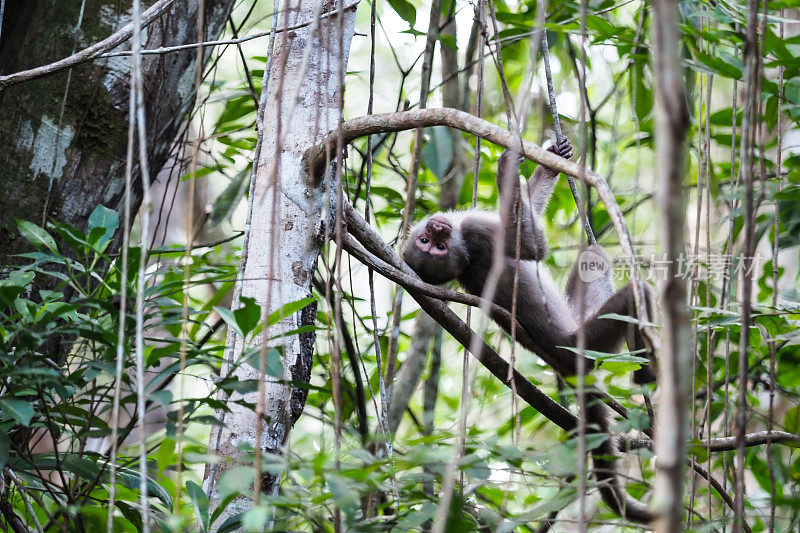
527 137 573 215
496 150 548 261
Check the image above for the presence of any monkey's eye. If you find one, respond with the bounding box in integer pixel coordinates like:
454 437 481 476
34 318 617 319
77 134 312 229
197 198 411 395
436 243 446 251
419 237 429 244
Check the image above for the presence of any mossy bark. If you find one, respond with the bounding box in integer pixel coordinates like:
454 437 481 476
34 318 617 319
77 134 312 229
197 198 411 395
0 0 236 263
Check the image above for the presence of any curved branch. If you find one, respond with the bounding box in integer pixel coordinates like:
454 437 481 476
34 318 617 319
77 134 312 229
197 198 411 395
343 233 578 377
341 204 578 432
691 461 752 533
342 198 653 523
306 107 657 354
342 229 633 423
625 431 800 453
0 0 175 88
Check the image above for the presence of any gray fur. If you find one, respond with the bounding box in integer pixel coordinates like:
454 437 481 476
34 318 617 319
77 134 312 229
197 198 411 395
401 139 656 524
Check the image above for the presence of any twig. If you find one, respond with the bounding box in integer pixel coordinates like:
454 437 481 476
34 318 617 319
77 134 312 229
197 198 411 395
98 1 359 59
625 431 800 452
7 470 43 533
0 0 175 88
538 3 596 245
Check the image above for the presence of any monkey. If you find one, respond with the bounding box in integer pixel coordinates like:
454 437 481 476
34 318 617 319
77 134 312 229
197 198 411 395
402 138 656 523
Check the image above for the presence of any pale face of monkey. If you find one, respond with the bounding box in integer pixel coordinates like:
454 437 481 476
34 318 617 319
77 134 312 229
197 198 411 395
403 215 469 285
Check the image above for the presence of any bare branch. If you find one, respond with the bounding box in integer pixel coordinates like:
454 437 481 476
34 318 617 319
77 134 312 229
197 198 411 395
625 431 800 453
0 0 176 88
96 0 360 59
306 107 657 352
341 201 579 432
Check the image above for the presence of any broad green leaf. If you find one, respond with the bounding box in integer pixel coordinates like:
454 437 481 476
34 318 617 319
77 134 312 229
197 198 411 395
219 465 254 500
785 406 800 434
215 297 261 340
266 296 315 327
692 49 742 79
499 487 578 530
215 307 244 339
116 466 173 508
210 492 240 527
17 219 58 252
87 204 119 252
0 398 34 426
241 505 269 533
388 0 416 27
187 480 210 532
0 271 34 307
243 347 284 378
235 297 261 337
421 126 454 182
327 473 360 515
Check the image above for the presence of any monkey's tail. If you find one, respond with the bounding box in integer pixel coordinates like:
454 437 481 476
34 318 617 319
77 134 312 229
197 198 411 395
587 401 654 524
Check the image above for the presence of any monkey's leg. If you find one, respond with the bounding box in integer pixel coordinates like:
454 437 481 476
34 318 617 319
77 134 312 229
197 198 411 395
564 244 616 323
575 282 657 383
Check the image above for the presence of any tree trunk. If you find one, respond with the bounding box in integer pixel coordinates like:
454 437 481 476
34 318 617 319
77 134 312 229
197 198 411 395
0 0 235 262
651 0 691 530
202 1 359 526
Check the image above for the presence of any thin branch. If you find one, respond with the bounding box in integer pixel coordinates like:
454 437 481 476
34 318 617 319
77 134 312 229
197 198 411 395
343 223 583 379
99 1 359 59
625 431 800 453
0 0 176 88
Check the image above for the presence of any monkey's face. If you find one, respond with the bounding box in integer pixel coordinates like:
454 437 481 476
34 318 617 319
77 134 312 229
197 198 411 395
402 215 468 285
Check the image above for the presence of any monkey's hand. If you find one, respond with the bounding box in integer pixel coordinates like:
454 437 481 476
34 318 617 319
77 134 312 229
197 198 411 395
547 137 573 160
496 149 523 194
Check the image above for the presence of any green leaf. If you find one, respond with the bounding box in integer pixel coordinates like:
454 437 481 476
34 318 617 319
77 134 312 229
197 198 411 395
215 307 244 339
692 49 742 79
215 297 262 340
88 204 119 233
186 480 210 532
0 398 34 426
243 347 284 378
597 312 657 328
241 505 270 533
17 219 58 252
117 467 173 508
327 473 360 515
421 126 454 182
630 58 652 121
501 487 578 529
87 204 119 252
785 406 800 434
235 297 261 337
115 501 143 531
0 271 34 308
266 296 315 327
219 466 254 500
388 0 416 27
210 492 240 528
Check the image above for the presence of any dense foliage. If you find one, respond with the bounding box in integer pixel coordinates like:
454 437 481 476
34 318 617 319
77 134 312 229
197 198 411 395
1 0 800 531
